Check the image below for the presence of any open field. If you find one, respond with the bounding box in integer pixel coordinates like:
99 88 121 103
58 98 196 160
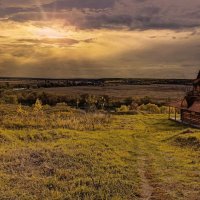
0 77 192 101
33 84 191 100
0 108 200 199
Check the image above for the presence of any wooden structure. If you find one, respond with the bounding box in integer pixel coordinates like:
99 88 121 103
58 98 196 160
169 71 200 128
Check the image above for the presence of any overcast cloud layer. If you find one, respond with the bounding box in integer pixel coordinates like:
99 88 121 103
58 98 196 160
0 0 200 78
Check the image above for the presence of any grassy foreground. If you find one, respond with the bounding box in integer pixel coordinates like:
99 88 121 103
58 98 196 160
0 114 200 200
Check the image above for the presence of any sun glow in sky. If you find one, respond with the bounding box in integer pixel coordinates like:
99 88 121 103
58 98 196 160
33 27 66 39
0 0 200 78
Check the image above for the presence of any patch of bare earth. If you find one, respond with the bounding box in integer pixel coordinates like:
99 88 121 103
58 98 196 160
137 155 175 200
138 157 153 200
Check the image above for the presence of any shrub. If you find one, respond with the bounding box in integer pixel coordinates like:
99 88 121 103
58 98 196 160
116 105 130 112
140 96 152 105
138 103 160 114
130 102 138 110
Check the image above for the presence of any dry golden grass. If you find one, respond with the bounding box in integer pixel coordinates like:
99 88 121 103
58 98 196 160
0 104 110 131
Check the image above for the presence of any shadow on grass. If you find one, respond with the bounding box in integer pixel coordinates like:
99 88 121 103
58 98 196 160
151 119 188 131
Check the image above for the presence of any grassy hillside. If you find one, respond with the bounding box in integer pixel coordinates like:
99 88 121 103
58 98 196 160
0 109 200 199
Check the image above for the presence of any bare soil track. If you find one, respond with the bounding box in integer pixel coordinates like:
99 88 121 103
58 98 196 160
138 157 153 200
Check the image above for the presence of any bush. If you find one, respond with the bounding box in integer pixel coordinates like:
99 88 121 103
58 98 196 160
130 102 138 110
116 105 130 112
140 96 152 105
138 103 160 114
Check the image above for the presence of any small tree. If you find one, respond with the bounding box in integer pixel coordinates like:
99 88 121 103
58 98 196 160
33 99 43 113
140 96 152 105
83 94 97 111
98 96 106 110
32 99 44 127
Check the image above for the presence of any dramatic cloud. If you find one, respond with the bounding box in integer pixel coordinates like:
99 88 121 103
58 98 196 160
0 0 200 78
1 0 200 30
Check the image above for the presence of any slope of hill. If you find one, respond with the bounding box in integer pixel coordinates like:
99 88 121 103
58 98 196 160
0 111 200 200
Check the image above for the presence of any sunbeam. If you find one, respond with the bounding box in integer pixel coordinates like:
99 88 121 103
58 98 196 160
35 0 47 21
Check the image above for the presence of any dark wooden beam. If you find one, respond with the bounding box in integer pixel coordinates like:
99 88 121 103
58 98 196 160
175 108 177 121
168 106 171 119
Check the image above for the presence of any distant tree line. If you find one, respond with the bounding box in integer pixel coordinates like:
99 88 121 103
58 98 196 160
0 89 169 113
0 78 192 90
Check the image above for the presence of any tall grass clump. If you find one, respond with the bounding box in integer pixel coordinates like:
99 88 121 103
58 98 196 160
0 102 111 130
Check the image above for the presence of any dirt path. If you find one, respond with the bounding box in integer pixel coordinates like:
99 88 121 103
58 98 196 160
134 134 173 200
134 126 154 200
138 157 153 200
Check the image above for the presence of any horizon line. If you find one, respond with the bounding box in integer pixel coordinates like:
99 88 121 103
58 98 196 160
0 76 193 80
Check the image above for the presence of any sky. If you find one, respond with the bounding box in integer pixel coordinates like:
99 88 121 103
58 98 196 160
0 0 200 78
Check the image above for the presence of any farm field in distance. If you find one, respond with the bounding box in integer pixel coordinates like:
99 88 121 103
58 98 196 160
33 84 191 100
0 110 200 200
0 77 192 101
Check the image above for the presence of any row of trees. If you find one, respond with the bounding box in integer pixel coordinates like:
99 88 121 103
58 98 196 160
0 80 104 90
0 90 168 112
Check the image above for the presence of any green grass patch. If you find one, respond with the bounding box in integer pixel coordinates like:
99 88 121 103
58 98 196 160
0 113 200 199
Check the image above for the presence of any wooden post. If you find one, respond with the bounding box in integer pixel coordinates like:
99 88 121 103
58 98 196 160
168 106 170 119
175 108 177 121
